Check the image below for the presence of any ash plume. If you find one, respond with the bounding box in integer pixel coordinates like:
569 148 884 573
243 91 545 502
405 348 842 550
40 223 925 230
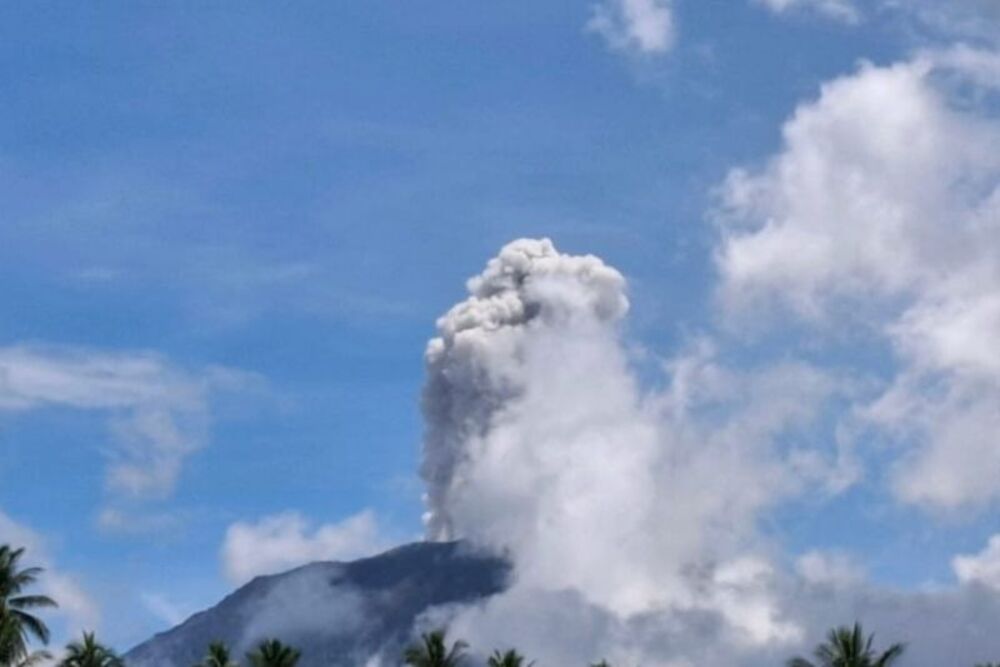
418 239 839 644
421 238 629 541
416 237 1000 666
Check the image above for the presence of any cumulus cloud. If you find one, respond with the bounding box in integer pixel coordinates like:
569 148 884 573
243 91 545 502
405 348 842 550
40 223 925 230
714 48 1000 512
755 0 861 24
954 536 1000 591
587 0 676 54
0 511 101 640
418 239 854 664
0 344 253 510
795 550 865 587
221 510 390 585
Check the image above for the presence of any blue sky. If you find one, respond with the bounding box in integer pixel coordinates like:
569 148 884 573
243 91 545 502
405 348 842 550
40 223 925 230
2 1 1000 661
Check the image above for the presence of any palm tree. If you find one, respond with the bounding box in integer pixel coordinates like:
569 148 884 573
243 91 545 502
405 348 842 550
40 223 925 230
246 639 300 667
487 649 533 667
402 630 467 667
0 617 49 667
788 623 904 667
10 650 52 667
0 545 57 666
195 641 239 667
58 632 123 667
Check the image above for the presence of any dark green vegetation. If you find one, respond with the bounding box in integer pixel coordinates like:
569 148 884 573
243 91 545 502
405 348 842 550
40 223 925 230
788 623 904 667
59 632 124 667
403 631 468 667
246 639 302 667
0 545 56 667
0 542 992 667
486 649 532 667
194 642 239 667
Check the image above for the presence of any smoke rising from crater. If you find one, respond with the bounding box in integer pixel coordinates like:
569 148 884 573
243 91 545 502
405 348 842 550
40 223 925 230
418 239 848 647
421 238 630 542
416 237 1000 666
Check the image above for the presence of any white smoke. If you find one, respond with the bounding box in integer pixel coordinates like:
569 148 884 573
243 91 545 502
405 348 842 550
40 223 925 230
416 237 1000 665
421 238 630 542
418 239 855 664
237 566 368 654
221 510 389 586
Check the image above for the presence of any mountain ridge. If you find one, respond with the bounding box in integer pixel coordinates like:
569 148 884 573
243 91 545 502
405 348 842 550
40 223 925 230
125 541 511 667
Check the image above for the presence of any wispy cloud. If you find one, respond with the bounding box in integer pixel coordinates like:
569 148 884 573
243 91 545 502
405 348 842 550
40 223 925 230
754 0 1000 38
0 344 259 523
140 592 192 628
754 0 862 24
220 510 391 585
891 0 1000 43
587 0 677 55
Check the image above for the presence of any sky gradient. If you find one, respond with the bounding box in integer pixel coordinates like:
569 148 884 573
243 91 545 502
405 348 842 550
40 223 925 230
1 1 1000 663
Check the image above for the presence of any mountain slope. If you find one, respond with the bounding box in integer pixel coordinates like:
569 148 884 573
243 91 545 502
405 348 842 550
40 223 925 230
126 541 510 667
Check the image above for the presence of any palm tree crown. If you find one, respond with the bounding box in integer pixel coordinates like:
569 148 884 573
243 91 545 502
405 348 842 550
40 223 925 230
403 630 468 667
246 639 301 667
788 623 904 667
58 632 124 667
487 649 533 667
0 545 57 666
195 641 239 667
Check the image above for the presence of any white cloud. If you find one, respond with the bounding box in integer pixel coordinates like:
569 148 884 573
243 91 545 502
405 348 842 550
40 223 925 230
889 0 1000 43
954 535 1000 590
220 510 390 585
864 371 1000 511
587 0 676 54
0 511 101 640
795 550 865 587
0 344 255 509
754 0 1000 35
705 557 803 645
95 507 185 535
755 0 861 24
140 592 192 628
715 53 998 318
714 48 1000 512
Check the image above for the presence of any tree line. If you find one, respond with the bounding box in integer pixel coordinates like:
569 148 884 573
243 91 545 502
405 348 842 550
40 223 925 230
1 542 995 667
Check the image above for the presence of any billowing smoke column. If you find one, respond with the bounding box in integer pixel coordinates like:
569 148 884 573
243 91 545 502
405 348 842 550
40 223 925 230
420 237 773 626
416 238 834 664
421 238 629 541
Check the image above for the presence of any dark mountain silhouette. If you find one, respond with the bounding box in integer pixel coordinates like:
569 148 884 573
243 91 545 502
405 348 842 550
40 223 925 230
125 541 510 667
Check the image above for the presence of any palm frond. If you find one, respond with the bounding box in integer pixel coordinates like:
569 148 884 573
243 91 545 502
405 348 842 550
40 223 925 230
10 594 58 610
15 649 53 667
